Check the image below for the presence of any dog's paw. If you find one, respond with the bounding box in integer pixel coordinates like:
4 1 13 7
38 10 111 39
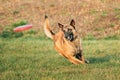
85 59 90 64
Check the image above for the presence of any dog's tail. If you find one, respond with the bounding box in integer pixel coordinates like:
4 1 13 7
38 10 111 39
44 15 54 39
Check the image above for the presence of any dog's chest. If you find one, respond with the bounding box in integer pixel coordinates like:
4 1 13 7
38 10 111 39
63 39 81 55
54 32 82 56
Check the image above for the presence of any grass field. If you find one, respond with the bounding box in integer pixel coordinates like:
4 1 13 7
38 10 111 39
0 37 120 80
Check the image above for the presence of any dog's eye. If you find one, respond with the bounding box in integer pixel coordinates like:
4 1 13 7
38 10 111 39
63 30 65 32
68 28 72 32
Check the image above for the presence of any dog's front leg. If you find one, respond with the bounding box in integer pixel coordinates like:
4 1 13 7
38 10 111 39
54 46 84 64
65 54 85 65
76 50 85 62
76 50 89 64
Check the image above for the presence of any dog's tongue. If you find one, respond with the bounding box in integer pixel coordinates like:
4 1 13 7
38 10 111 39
67 36 71 40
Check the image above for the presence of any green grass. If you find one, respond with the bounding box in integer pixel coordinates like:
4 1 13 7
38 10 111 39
0 37 120 80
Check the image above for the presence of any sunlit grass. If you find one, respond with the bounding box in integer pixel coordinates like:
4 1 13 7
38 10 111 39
0 38 120 80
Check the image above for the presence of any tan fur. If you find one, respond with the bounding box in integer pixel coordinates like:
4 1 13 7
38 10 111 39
44 16 85 65
44 18 54 39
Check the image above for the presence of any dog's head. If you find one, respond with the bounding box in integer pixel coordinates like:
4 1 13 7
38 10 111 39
58 19 78 42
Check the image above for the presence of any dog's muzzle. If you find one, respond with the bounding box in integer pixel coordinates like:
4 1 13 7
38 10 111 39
64 31 74 41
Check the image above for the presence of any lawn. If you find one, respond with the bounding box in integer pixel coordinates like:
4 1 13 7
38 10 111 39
0 37 120 80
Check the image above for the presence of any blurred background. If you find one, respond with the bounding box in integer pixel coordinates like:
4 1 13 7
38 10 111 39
0 0 120 39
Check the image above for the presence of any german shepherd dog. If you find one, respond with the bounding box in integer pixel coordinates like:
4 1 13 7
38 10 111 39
44 16 88 65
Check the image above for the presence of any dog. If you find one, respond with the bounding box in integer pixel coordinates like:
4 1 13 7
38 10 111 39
44 15 88 65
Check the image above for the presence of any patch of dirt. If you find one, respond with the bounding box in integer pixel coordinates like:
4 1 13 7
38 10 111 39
0 0 120 38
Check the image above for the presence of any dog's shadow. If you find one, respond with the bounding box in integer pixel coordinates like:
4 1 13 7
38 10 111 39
87 55 111 64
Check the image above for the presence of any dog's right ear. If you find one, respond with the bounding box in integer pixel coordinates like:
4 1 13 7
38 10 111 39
70 19 75 29
58 23 64 28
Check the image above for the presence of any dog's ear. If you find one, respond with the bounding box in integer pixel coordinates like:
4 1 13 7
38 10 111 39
70 19 75 29
58 23 64 28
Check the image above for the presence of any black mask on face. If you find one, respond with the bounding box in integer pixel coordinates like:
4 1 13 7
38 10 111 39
64 29 74 41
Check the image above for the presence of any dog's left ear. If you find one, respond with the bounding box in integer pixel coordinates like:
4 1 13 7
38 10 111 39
58 23 64 29
70 19 75 29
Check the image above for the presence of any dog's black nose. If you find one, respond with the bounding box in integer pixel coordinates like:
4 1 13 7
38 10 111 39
65 32 74 41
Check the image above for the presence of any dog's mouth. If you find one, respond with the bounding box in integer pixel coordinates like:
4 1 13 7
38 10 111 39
64 31 74 41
